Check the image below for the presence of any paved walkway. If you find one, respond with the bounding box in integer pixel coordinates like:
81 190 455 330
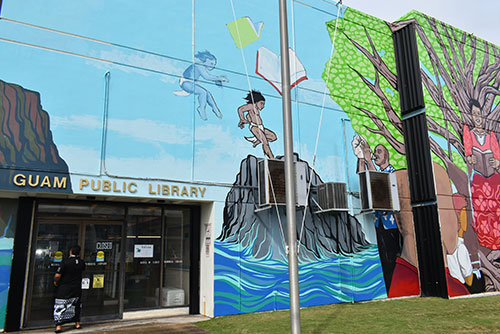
10 315 211 334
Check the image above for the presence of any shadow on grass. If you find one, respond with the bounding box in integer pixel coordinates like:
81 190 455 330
196 295 500 334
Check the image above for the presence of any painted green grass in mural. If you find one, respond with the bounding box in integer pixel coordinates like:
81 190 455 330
196 295 500 333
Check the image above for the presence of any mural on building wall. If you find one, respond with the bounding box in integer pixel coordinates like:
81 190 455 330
0 200 17 331
0 80 72 193
324 6 500 296
215 154 386 315
0 0 391 318
213 3 392 316
352 135 401 291
0 0 408 318
404 11 500 294
323 8 421 298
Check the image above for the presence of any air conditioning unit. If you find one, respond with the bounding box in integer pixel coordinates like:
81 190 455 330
359 170 399 211
161 287 185 307
317 182 349 211
258 159 307 207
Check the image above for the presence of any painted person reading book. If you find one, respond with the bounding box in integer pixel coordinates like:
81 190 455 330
463 99 500 249
237 90 277 159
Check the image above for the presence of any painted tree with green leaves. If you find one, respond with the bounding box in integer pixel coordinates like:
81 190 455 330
323 8 500 290
323 9 406 170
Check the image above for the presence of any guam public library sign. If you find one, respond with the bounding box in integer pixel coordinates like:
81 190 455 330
10 172 208 200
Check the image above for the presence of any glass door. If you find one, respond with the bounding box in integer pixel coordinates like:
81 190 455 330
123 206 192 310
82 222 122 318
25 202 125 327
26 223 80 326
124 206 162 310
25 201 197 328
163 209 190 307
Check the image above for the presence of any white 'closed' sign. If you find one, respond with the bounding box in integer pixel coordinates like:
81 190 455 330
96 241 113 250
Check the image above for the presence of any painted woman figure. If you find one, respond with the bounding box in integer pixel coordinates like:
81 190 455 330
175 51 228 121
463 99 500 249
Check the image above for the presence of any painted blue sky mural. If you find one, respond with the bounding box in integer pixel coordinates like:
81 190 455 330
0 0 352 196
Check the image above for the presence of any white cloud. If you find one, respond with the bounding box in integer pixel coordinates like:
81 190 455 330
51 114 191 145
56 120 281 184
193 124 264 182
58 144 193 180
57 145 101 175
107 118 191 145
297 143 347 183
195 124 250 159
52 114 102 130
300 77 330 93
87 48 186 84
296 78 340 110
104 154 192 180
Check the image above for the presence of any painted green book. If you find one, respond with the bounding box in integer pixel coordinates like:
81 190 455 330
227 17 263 49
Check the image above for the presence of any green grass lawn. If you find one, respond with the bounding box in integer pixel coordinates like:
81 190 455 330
196 295 500 333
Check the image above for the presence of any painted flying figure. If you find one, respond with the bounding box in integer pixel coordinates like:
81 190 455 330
175 51 228 121
237 90 277 159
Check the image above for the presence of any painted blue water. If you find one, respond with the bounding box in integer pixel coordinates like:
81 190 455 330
214 241 387 316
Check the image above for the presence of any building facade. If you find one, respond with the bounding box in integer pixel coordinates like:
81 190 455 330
0 0 499 331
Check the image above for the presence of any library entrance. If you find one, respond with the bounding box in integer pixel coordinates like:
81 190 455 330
24 200 199 328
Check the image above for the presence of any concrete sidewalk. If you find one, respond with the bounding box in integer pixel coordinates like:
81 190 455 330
10 315 211 334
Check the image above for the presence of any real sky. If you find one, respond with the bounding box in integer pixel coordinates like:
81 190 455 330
341 0 500 46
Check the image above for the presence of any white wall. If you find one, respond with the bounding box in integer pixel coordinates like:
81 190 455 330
199 202 214 317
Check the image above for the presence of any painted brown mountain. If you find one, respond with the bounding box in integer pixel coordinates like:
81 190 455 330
0 80 72 192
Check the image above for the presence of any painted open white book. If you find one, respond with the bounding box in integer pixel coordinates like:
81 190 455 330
256 46 308 95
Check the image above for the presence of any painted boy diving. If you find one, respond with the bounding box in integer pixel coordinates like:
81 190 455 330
238 90 277 159
176 51 228 120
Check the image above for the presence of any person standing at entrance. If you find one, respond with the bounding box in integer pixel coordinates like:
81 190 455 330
53 245 86 333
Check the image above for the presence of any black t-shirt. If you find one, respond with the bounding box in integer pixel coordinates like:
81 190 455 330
55 256 86 299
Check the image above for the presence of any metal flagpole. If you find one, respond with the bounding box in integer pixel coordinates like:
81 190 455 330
278 0 301 333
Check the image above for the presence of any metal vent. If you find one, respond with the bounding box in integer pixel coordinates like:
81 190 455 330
317 182 348 210
257 159 307 207
359 171 399 211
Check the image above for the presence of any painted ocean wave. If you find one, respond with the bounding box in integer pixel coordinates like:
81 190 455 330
214 241 387 316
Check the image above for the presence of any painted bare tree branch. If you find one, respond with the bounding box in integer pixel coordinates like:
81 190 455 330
348 65 403 135
344 28 397 89
353 105 406 154
342 14 500 289
342 13 500 203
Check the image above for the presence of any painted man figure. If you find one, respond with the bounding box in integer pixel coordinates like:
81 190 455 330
352 135 399 291
353 135 395 173
238 90 277 159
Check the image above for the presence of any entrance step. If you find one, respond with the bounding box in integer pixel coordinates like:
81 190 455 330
11 314 210 334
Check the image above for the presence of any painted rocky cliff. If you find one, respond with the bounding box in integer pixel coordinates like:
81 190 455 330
0 80 72 192
218 154 369 262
